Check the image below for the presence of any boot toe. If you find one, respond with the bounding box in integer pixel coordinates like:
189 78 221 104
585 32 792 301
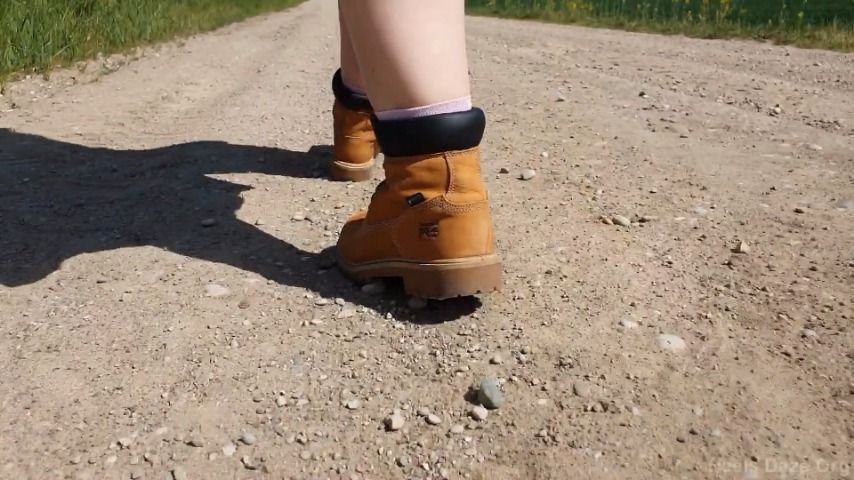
336 211 367 265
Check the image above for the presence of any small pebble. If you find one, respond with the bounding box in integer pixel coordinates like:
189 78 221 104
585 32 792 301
241 456 258 470
117 437 133 449
499 167 510 174
200 218 217 227
346 399 363 410
222 443 237 457
489 354 503 365
276 396 287 407
450 425 465 434
620 318 639 329
519 169 537 181
416 408 431 418
794 207 806 214
426 414 442 426
239 433 257 446
477 378 504 409
572 381 592 398
299 451 312 461
470 405 489 421
735 241 750 254
612 215 631 227
186 437 204 448
205 284 231 298
384 413 405 431
801 329 818 339
292 212 306 221
656 334 687 352
397 455 412 468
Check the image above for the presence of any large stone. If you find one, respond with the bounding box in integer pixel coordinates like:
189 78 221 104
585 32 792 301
477 378 504 409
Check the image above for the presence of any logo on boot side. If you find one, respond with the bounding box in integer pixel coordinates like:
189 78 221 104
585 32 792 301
419 222 439 240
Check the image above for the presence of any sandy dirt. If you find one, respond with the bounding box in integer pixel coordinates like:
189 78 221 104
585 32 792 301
1 1 852 479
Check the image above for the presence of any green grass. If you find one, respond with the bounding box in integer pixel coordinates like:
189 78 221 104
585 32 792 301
466 0 854 51
0 0 305 82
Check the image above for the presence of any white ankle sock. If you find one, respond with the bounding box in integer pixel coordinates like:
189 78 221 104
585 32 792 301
375 96 472 121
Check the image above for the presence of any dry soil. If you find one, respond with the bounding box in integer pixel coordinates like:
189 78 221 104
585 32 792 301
1 1 852 479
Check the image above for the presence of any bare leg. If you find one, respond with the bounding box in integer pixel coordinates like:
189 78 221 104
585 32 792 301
338 4 366 93
337 0 470 112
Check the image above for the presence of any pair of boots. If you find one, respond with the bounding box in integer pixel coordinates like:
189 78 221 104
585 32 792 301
330 70 501 300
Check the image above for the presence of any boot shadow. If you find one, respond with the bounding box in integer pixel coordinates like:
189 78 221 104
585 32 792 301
0 129 479 323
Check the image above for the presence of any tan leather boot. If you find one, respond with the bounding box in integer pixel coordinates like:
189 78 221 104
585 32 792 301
337 109 501 299
330 70 378 182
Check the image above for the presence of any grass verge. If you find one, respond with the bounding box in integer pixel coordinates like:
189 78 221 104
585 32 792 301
1 0 305 83
466 3 853 52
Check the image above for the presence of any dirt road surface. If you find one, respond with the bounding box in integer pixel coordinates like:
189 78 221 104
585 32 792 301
1 1 852 479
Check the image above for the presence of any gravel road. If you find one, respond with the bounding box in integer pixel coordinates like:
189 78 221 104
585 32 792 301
1 1 852 478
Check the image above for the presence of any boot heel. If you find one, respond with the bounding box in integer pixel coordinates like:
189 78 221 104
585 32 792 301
401 258 502 300
330 159 375 182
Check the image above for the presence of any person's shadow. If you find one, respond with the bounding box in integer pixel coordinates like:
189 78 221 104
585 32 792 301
0 129 479 323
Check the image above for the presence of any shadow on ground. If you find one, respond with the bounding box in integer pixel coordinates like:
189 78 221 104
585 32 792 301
0 129 479 323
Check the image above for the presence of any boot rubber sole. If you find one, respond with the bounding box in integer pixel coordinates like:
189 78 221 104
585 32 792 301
330 158 375 182
339 254 502 300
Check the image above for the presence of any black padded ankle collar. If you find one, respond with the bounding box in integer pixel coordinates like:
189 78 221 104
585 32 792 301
371 108 485 157
332 69 372 112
